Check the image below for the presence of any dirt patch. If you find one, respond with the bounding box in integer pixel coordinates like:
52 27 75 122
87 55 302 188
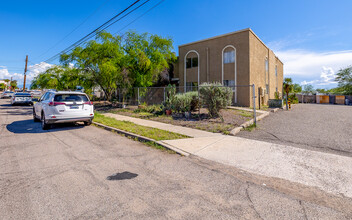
97 104 257 134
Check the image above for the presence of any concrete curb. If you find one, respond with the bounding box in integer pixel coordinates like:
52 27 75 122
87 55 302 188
230 111 270 135
92 122 189 156
227 106 268 114
270 108 279 113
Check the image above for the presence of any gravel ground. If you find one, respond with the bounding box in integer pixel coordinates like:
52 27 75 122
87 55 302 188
238 104 352 157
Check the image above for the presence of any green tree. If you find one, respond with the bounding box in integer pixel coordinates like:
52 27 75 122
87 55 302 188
293 83 302 93
316 88 327 93
123 31 176 88
303 84 314 94
10 80 18 90
31 66 62 90
0 83 5 91
61 32 125 101
335 66 352 95
4 79 10 90
327 87 344 94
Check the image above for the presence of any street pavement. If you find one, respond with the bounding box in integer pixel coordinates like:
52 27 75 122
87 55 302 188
105 112 352 199
1 99 351 219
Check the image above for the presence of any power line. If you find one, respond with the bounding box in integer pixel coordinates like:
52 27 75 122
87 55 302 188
35 0 111 61
114 0 165 35
44 0 145 63
45 0 150 63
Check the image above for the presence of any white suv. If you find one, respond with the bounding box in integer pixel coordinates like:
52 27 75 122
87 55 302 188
33 91 94 130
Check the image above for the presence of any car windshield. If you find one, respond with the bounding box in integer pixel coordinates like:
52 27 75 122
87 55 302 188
54 94 89 102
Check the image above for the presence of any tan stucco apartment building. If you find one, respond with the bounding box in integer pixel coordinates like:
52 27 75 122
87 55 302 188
175 28 283 107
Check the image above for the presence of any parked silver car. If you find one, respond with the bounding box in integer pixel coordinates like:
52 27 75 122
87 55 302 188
33 91 94 130
0 91 14 99
11 93 33 105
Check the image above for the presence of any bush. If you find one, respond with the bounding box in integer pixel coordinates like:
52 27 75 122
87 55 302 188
289 93 299 104
134 104 163 114
172 93 192 113
164 84 176 110
188 91 200 112
199 82 233 118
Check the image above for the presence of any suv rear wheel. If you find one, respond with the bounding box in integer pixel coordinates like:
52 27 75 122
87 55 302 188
41 113 50 130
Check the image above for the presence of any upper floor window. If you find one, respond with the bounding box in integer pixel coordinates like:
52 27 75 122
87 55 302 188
186 57 198 68
265 59 269 72
224 50 235 64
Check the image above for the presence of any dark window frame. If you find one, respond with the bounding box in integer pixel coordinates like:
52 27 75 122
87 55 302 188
186 57 198 69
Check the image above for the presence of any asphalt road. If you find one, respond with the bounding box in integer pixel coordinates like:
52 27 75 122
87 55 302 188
1 99 351 219
238 104 352 157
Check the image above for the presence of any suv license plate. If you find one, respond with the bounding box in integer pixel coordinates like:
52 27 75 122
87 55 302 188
70 105 79 109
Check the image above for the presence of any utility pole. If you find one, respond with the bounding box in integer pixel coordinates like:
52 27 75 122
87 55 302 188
23 55 28 92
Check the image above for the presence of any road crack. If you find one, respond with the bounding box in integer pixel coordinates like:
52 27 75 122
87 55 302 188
245 182 263 220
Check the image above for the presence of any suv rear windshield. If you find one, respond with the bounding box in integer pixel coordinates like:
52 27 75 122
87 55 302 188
15 93 31 97
54 94 89 102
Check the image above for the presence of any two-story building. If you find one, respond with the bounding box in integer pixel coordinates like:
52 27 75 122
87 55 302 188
174 28 283 107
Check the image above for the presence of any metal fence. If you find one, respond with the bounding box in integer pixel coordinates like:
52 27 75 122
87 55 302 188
105 84 257 125
112 85 253 106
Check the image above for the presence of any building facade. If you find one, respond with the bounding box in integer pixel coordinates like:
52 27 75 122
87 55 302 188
175 28 283 107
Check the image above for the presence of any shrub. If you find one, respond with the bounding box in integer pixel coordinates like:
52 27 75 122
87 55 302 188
199 82 233 118
164 84 176 110
187 91 200 112
172 93 191 113
134 104 163 114
274 91 281 100
289 93 299 104
171 92 198 113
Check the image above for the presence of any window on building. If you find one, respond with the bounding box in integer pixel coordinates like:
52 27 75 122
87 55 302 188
266 84 269 94
275 65 278 76
265 59 269 72
186 57 198 68
224 50 235 64
223 80 235 87
192 57 198 67
186 58 192 68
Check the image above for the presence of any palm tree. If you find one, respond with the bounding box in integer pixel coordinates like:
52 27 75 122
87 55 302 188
283 78 293 110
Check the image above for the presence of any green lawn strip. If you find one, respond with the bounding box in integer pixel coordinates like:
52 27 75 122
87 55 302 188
243 123 257 132
239 110 253 118
93 112 189 141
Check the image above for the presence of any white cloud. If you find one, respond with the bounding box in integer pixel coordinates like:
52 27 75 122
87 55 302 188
300 67 338 86
0 62 52 88
275 49 352 88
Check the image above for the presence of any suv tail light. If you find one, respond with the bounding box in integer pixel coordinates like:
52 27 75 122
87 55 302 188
49 102 66 106
84 101 93 105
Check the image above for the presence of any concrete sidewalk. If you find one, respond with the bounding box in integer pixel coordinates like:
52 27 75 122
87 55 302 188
104 113 221 138
103 113 352 199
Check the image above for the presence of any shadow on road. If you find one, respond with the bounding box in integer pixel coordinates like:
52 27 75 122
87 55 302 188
6 119 85 134
106 172 138 181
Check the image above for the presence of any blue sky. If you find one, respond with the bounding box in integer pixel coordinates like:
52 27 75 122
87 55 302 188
1 0 351 88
